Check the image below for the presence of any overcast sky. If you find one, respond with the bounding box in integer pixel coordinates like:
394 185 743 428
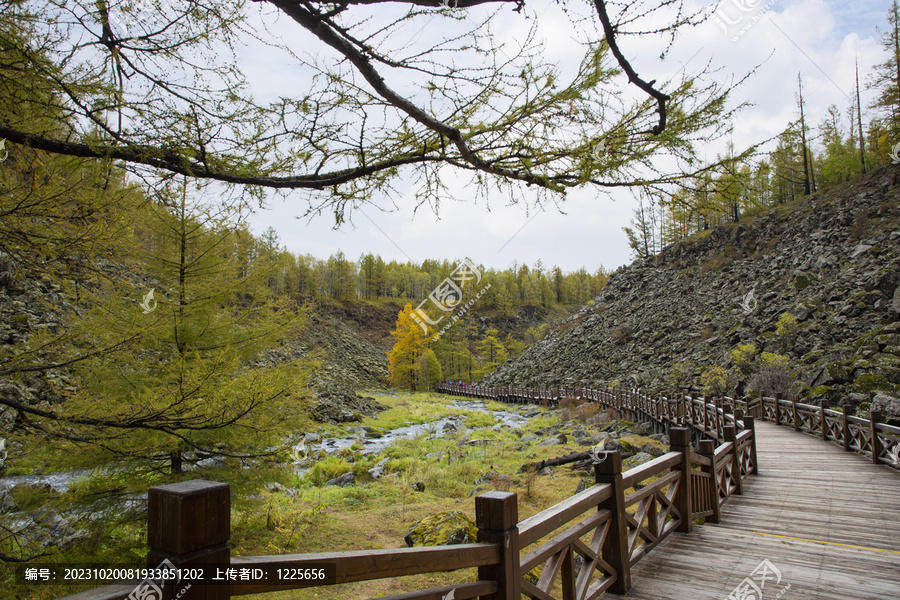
242 0 895 273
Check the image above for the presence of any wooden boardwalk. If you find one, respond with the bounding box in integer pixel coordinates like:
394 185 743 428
620 420 900 600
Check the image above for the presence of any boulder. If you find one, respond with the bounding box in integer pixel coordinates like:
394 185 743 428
574 478 592 494
310 387 386 424
474 471 513 487
872 393 900 420
368 458 389 480
265 482 297 496
537 434 568 446
404 511 476 547
615 437 644 454
641 443 666 458
624 452 654 467
324 472 355 487
0 487 17 514
591 431 611 443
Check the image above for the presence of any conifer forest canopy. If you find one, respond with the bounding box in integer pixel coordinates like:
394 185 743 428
0 0 741 221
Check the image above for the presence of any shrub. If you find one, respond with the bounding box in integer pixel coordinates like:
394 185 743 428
749 352 797 396
730 343 758 376
700 365 731 396
667 360 694 390
611 324 632 344
558 396 578 423
575 402 601 423
776 313 799 351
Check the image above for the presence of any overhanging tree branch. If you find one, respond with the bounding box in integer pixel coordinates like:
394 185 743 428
593 0 670 135
0 0 740 211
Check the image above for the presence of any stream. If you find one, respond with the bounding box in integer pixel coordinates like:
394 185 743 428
305 399 534 457
0 400 543 494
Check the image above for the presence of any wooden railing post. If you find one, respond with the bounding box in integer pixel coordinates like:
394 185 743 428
821 401 828 441
594 452 632 594
148 480 231 600
842 405 852 451
792 400 800 432
670 427 692 533
774 392 782 426
476 491 521 600
698 440 721 524
714 397 722 438
734 407 744 430
702 395 710 433
871 410 883 465
723 425 742 496
743 416 758 475
758 392 764 420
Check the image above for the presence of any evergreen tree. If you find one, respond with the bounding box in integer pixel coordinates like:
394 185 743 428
37 180 310 476
418 349 443 391
869 1 900 137
475 327 508 378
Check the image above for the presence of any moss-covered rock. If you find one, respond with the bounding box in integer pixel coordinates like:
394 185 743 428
853 372 890 393
615 437 643 454
404 511 477 547
793 274 811 289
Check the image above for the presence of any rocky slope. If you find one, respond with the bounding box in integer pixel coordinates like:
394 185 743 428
483 166 900 421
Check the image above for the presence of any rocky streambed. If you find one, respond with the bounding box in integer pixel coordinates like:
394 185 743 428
302 399 534 456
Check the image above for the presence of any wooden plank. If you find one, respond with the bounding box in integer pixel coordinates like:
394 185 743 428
688 451 711 467
623 420 900 600
476 491 521 600
55 586 134 600
713 441 734 460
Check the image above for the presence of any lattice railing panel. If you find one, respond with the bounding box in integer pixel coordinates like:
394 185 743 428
623 472 682 567
519 510 616 600
822 412 843 442
847 423 873 454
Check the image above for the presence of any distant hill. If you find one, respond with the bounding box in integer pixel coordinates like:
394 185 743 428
483 165 900 422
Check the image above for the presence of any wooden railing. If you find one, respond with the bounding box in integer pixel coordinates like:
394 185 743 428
55 421 757 600
753 393 900 467
436 383 900 469
437 384 752 443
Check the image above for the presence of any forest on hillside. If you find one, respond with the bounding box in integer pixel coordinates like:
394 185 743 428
623 2 900 258
292 250 608 311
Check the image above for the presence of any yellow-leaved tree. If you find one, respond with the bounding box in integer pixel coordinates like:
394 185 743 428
387 304 432 391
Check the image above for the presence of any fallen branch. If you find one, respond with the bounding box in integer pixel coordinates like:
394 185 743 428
519 448 635 473
519 450 593 473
